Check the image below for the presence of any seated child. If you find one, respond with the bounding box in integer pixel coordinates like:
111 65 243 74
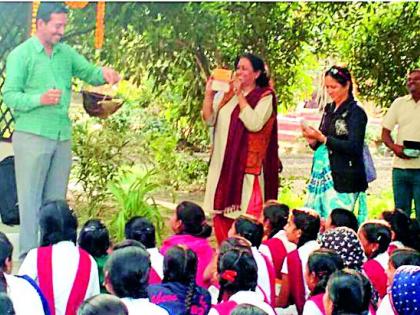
377 248 420 315
78 294 128 315
209 248 275 315
381 208 419 253
278 208 321 315
324 208 358 233
0 232 45 315
104 244 168 315
125 216 164 284
161 201 213 287
259 202 296 279
323 269 367 315
229 215 276 306
302 249 344 315
377 265 420 315
78 219 111 293
148 245 211 315
358 220 392 298
19 200 99 315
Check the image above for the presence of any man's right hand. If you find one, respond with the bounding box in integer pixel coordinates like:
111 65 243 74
40 89 62 106
392 144 410 159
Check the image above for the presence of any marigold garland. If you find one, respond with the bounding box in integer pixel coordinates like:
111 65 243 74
95 1 105 49
65 2 89 9
31 1 41 36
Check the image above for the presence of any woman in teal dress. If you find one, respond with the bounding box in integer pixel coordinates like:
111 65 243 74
302 66 368 224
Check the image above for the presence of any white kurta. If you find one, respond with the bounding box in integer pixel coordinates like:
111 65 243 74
203 92 273 218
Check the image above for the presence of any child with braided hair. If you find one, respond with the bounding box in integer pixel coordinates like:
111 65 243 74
209 248 275 315
148 245 211 315
302 249 344 315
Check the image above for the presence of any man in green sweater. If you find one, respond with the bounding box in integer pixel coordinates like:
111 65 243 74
2 3 120 259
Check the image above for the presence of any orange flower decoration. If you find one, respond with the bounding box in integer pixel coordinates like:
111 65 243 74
31 1 41 36
95 1 105 49
65 2 89 9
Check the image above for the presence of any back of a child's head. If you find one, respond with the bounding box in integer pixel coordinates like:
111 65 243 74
0 293 15 315
217 248 258 302
292 208 320 247
263 202 289 238
78 219 110 258
163 245 197 285
77 294 128 315
358 220 392 259
163 245 199 314
0 232 13 269
231 304 268 315
40 200 78 246
408 218 420 252
105 245 150 299
381 209 411 245
219 236 252 257
234 216 264 248
176 201 212 238
326 269 365 315
390 248 420 269
329 208 358 232
307 249 344 296
112 239 145 251
124 216 156 249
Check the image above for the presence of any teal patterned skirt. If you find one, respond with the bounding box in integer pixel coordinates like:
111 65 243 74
305 144 367 224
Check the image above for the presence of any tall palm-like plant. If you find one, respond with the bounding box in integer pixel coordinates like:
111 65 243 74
108 166 163 242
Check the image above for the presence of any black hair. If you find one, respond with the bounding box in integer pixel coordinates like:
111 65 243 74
124 216 156 249
359 271 375 312
78 219 110 258
77 294 128 315
231 304 268 315
0 233 11 299
292 208 320 247
307 249 344 296
408 219 420 252
217 249 258 303
234 53 270 88
36 2 69 22
0 232 13 269
219 236 252 257
39 200 78 246
234 216 264 248
176 201 212 238
163 245 198 314
329 208 358 233
325 65 354 100
381 209 411 245
105 246 150 299
359 220 392 259
326 269 365 315
112 239 146 252
0 293 15 315
263 203 289 239
390 248 420 269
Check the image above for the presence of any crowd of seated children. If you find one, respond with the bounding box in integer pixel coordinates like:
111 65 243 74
3 196 419 315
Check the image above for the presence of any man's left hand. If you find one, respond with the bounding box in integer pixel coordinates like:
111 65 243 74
102 67 121 85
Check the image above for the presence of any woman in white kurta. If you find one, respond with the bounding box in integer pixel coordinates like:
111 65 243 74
202 53 279 244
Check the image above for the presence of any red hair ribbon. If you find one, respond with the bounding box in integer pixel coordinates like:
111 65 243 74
221 270 237 282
